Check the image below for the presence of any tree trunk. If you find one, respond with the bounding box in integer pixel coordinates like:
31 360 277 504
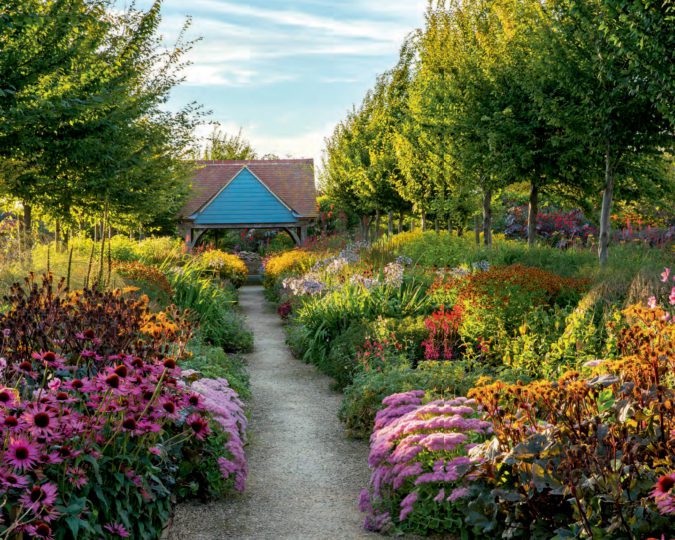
447 217 452 233
374 209 381 240
482 188 492 247
474 215 480 245
527 182 539 248
598 147 615 266
420 211 427 232
55 220 61 253
435 217 440 233
398 212 403 233
387 211 393 236
23 202 33 250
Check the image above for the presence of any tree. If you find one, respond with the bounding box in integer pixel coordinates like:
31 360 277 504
533 0 673 264
0 0 199 239
202 127 257 160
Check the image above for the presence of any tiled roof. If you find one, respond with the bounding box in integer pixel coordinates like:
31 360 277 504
180 159 318 220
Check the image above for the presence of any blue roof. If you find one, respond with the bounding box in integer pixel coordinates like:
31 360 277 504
192 167 299 225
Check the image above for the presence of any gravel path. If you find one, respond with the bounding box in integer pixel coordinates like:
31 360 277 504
169 285 378 540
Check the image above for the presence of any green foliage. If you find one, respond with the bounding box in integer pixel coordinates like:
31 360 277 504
184 340 251 400
0 0 199 229
339 362 479 439
200 126 257 160
166 261 253 353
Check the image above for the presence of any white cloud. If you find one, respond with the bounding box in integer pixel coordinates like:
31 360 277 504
185 0 411 41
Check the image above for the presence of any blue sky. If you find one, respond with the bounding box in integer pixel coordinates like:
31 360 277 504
132 0 426 165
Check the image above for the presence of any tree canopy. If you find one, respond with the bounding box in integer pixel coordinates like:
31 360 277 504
321 0 673 263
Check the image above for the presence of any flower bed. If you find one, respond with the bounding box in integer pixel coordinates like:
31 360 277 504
0 275 248 539
199 249 248 288
360 272 675 537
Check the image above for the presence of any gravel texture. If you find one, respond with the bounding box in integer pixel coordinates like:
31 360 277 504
168 286 378 540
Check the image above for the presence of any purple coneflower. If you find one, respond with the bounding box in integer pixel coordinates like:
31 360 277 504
104 522 130 537
19 482 58 513
0 386 18 408
652 473 675 515
25 406 57 437
5 438 40 471
186 413 210 440
25 521 54 540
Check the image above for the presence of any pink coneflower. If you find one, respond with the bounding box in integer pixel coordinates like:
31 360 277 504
186 393 203 408
67 467 88 489
31 351 65 370
186 413 210 440
0 470 30 489
20 482 58 513
1 413 26 433
0 386 18 408
25 406 57 437
25 521 54 540
652 473 675 515
104 522 130 537
159 398 180 419
5 438 40 471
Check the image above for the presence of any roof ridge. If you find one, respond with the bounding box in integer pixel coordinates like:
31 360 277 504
195 159 313 165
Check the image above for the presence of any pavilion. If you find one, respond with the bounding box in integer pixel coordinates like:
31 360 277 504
179 159 318 248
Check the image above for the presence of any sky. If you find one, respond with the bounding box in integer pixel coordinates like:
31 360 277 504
131 0 427 166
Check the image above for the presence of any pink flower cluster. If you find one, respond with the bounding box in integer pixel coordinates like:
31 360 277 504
360 390 490 532
0 348 245 537
190 377 248 492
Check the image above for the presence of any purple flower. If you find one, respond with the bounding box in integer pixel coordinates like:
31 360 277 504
104 523 130 537
5 438 40 471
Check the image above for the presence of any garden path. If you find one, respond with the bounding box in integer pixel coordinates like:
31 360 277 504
168 285 377 540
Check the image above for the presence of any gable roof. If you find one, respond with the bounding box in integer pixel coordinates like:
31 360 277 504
181 159 318 220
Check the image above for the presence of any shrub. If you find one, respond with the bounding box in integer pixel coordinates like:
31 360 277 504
339 362 479 439
114 260 173 297
359 391 491 535
430 264 588 344
183 340 251 400
263 249 314 290
465 302 675 538
199 250 248 288
166 262 253 353
321 322 371 390
134 236 184 265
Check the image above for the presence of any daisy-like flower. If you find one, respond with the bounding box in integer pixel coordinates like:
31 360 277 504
648 296 658 309
19 482 58 513
652 473 675 515
31 351 65 370
661 267 671 283
159 397 180 419
5 438 40 471
0 469 30 489
67 466 88 489
670 286 675 306
104 522 130 537
25 405 58 437
25 521 54 540
186 413 210 440
1 413 27 433
0 386 18 408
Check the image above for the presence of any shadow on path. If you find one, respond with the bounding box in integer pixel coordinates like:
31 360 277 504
169 286 377 540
